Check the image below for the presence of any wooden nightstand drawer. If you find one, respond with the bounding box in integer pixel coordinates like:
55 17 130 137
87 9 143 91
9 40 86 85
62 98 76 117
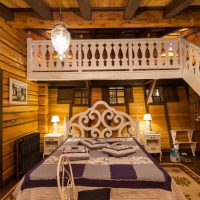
142 132 162 161
145 146 160 152
43 133 64 157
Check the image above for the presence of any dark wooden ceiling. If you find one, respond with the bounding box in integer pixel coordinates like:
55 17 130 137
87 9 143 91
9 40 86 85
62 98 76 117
0 0 199 39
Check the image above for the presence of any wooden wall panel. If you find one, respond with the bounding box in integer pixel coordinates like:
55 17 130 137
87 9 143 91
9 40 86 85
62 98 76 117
149 105 170 149
129 87 146 137
38 84 48 152
0 19 38 183
48 89 70 134
167 87 191 129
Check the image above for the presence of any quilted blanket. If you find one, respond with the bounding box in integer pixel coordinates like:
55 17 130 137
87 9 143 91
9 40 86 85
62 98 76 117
21 138 171 192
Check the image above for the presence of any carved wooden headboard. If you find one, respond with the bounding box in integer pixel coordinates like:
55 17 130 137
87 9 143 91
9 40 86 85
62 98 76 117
65 101 139 139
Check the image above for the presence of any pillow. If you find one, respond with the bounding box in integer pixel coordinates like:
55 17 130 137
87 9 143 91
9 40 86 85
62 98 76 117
62 145 90 161
78 188 111 200
63 145 87 153
103 145 137 157
86 139 108 145
106 143 132 151
80 140 109 150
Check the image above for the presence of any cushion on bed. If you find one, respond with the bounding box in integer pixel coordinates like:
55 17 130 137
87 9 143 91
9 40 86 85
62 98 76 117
106 143 133 151
80 139 109 149
62 145 90 161
63 145 87 153
78 188 111 200
102 144 138 157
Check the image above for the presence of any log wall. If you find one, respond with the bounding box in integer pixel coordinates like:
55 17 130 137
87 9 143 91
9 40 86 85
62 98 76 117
0 19 38 184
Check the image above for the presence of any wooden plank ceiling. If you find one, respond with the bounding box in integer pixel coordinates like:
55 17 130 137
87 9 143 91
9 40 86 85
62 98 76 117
0 0 199 39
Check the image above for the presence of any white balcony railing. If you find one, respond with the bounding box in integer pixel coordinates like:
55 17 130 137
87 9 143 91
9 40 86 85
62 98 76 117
27 38 182 80
181 38 200 95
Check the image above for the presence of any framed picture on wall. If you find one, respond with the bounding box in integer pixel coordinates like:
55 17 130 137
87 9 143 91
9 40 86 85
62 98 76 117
9 78 27 104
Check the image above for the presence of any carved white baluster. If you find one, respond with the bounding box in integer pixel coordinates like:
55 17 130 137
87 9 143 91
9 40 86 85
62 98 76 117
48 44 54 70
164 41 170 67
71 43 77 69
90 42 96 69
128 41 132 69
106 42 112 67
148 41 154 67
132 41 139 68
121 42 127 67
98 42 104 68
81 43 87 68
140 42 145 67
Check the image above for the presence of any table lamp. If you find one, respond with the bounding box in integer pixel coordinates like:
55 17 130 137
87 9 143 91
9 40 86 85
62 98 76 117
143 113 152 132
51 115 60 134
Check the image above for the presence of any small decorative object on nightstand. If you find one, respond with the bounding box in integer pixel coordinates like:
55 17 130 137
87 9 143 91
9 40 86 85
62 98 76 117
51 115 60 134
142 132 162 161
143 114 152 132
43 133 64 157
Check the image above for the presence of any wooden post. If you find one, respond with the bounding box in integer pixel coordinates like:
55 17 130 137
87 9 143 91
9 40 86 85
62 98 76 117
146 79 157 105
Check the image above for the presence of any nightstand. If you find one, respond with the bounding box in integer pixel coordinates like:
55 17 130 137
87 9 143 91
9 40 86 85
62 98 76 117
43 133 64 157
142 132 162 161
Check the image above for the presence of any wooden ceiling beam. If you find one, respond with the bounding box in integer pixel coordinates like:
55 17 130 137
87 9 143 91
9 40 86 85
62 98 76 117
0 3 14 20
77 0 92 20
124 0 141 20
25 0 53 20
7 9 200 29
181 27 200 37
164 0 195 18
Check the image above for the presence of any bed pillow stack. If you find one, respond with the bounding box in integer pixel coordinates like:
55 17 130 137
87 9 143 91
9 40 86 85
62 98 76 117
63 145 90 160
102 143 137 157
80 139 109 149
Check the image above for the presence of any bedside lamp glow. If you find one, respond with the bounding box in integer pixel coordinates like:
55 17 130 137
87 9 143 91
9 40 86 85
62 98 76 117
51 115 60 134
143 114 152 132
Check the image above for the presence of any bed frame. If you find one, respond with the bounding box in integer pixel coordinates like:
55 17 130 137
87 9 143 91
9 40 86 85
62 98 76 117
65 101 139 139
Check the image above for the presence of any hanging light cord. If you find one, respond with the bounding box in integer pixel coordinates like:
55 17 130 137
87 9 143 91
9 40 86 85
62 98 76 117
59 0 63 22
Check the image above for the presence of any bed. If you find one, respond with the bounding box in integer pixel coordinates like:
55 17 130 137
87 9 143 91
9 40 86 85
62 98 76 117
13 101 186 200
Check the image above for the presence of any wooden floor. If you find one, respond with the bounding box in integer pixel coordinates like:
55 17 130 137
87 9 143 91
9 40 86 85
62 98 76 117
0 152 200 199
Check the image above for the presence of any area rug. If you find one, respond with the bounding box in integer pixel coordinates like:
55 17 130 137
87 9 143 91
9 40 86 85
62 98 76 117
162 163 200 200
1 163 200 200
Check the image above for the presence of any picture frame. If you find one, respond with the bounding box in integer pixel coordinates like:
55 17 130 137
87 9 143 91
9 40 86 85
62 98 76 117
9 78 27 105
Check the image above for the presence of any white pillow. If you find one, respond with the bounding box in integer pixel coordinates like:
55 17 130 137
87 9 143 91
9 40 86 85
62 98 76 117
102 145 138 157
81 140 109 150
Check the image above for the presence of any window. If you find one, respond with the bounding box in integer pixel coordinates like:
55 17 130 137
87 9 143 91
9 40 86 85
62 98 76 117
57 88 73 104
57 87 89 105
109 87 125 105
73 88 89 105
102 86 133 105
146 88 162 103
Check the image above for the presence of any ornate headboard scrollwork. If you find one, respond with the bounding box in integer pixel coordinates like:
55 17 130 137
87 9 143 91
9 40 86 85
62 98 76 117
65 101 139 140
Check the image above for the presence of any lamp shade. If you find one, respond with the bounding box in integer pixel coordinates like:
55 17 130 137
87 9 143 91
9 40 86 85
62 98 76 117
51 115 60 123
143 114 152 121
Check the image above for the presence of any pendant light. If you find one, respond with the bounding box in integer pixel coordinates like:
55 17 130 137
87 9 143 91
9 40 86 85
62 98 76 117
51 0 71 60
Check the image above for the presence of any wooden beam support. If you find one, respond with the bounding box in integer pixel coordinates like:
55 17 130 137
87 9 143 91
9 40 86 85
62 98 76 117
7 9 200 29
164 0 195 18
0 3 13 20
146 80 157 105
124 0 141 20
77 0 92 20
25 0 53 20
181 27 200 37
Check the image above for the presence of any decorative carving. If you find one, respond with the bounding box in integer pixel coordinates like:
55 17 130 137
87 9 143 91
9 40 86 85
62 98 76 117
57 155 77 200
66 101 139 139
